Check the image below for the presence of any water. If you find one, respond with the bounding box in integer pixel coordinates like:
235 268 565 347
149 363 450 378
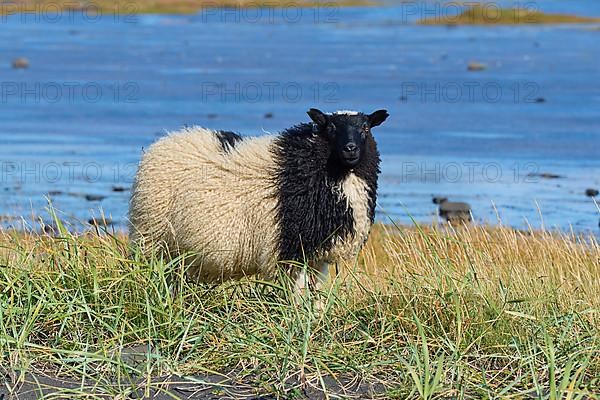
1 1 599 233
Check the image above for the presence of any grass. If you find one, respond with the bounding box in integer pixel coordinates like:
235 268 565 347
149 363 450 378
420 5 600 25
0 219 599 398
0 0 377 15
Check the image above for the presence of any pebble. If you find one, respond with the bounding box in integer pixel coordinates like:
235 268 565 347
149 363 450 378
467 62 486 71
88 218 113 226
528 172 562 179
12 57 29 69
85 194 106 202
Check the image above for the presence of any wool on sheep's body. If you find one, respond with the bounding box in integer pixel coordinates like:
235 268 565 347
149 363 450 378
129 121 379 283
129 128 281 282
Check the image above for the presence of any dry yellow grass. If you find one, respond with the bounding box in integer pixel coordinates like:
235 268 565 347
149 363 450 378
360 224 600 313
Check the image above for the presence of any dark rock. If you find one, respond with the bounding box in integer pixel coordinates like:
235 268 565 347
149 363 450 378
528 172 562 179
437 198 472 224
539 172 561 179
85 194 106 202
467 62 486 71
264 112 274 119
112 186 129 192
12 57 29 69
88 218 113 226
432 196 448 205
0 215 19 222
42 224 57 235
48 190 63 196
585 188 599 197
207 113 218 119
534 97 546 103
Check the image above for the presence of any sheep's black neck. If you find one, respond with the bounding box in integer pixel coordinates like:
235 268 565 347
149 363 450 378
273 123 380 262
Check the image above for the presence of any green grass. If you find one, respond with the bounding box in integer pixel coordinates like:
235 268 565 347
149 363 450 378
0 222 599 398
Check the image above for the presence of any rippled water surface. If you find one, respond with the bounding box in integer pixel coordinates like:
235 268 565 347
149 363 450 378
1 1 599 233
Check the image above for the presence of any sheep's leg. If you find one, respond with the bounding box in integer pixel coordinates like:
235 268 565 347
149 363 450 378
293 268 309 292
313 261 331 313
292 262 331 312
315 261 330 291
292 267 310 308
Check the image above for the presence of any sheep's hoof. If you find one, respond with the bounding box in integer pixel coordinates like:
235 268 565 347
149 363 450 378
313 299 326 316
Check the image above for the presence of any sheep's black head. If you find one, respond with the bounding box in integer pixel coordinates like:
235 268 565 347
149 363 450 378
307 108 389 169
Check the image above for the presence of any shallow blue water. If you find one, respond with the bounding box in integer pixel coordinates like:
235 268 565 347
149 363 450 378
0 1 599 233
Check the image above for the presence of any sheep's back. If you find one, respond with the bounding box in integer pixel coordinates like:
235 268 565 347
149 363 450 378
129 127 281 281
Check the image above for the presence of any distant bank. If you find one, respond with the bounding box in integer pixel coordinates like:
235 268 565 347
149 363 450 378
0 0 378 15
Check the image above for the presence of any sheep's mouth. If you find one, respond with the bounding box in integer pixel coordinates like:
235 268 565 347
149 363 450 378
342 155 360 167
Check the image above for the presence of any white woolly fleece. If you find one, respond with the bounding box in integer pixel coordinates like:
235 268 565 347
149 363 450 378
129 127 281 282
329 110 360 115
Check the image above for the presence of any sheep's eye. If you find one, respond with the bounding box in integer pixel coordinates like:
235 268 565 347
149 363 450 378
361 123 369 134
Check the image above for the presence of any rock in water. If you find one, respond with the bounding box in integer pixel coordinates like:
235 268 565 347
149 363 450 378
585 188 599 197
467 62 486 71
432 196 448 205
88 218 113 227
85 194 106 202
436 198 472 224
528 172 562 179
12 58 29 69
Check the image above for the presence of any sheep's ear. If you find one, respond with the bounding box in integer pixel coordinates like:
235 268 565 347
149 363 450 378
369 109 389 127
307 108 328 128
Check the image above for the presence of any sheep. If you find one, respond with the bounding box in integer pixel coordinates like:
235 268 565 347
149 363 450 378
129 108 389 292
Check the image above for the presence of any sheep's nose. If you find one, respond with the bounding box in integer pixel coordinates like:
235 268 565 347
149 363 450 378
344 143 358 152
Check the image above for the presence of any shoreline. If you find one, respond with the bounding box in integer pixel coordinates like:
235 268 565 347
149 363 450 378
1 218 598 240
2 0 600 22
420 5 600 25
0 0 379 15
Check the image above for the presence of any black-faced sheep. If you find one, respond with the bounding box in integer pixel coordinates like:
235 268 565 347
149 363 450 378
129 109 389 291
